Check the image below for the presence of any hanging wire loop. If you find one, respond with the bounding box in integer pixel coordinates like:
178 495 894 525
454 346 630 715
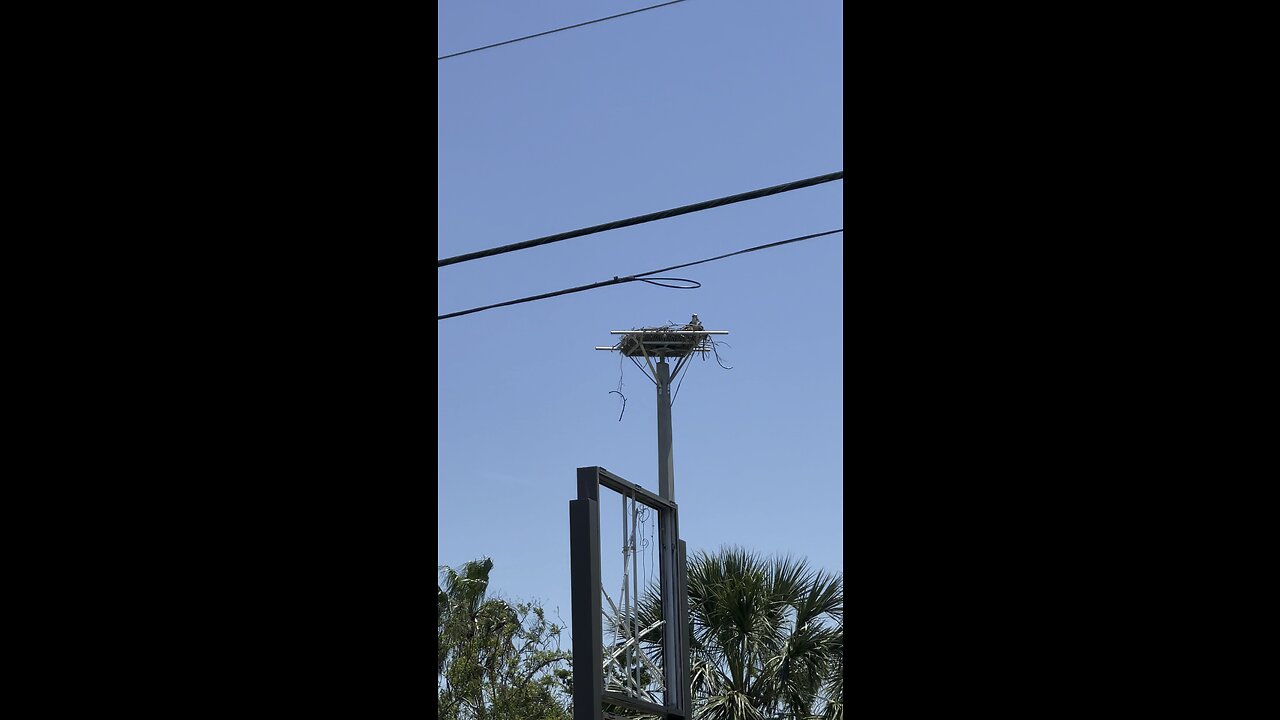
636 277 701 289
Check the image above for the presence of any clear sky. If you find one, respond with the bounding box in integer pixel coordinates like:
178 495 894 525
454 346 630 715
438 0 843 617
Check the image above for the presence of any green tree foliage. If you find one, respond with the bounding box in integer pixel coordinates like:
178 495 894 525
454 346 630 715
634 546 843 720
438 558 572 720
440 548 842 720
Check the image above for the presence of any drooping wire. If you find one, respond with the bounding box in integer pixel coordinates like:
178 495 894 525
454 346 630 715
637 506 651 593
649 508 655 593
438 0 690 61
636 277 700 289
608 391 627 421
438 173 843 267
437 228 843 320
710 339 733 370
670 356 690 406
609 353 628 422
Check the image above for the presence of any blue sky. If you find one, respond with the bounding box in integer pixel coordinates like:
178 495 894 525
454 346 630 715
438 0 843 616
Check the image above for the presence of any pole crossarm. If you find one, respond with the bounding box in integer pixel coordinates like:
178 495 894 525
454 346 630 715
597 331 728 349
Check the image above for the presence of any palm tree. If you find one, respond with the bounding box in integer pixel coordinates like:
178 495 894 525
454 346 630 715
636 546 843 720
439 557 495 675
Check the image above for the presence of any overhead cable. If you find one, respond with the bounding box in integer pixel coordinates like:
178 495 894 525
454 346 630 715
438 0 689 61
438 171 844 267
437 228 842 320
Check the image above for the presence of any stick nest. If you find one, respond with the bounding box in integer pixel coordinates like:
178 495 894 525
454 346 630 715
616 323 709 358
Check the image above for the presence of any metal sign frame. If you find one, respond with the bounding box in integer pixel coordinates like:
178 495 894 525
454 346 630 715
570 466 691 720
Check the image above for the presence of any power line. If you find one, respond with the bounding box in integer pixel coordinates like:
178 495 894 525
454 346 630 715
631 229 842 278
437 228 842 320
438 171 844 267
438 0 690 61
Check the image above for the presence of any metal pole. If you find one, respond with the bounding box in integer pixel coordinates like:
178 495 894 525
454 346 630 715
570 470 602 720
630 492 640 696
657 360 675 500
660 513 679 711
656 360 680 711
622 490 631 696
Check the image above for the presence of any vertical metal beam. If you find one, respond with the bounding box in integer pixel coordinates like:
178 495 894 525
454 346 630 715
657 360 675 500
676 539 691 717
571 470 602 720
621 490 631 697
577 467 600 502
630 491 640 696
657 359 683 716
659 507 679 712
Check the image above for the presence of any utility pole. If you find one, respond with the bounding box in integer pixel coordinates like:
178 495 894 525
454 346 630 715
591 314 728 717
656 359 675 500
596 314 727 504
654 356 679 702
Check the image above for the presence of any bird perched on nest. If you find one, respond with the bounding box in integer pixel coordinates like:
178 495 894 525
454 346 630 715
683 314 703 332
